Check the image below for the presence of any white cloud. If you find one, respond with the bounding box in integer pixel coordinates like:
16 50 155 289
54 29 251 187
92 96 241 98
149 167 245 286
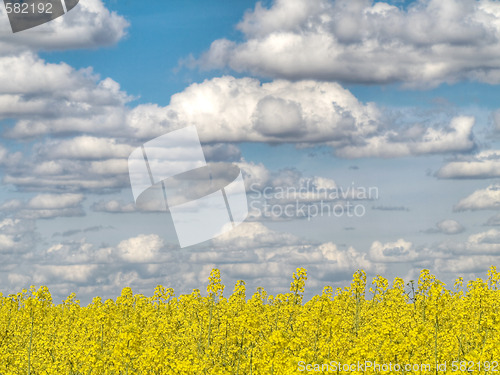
40 238 114 265
466 229 500 254
18 208 85 220
117 234 165 263
196 0 500 87
33 265 98 284
128 77 380 144
0 0 129 53
1 73 477 198
28 193 84 209
2 67 130 139
0 0 494 303
0 194 85 219
7 219 493 303
434 256 499 274
0 53 120 98
238 160 272 191
454 184 500 211
212 222 304 250
38 137 134 160
369 239 418 262
437 219 465 235
437 150 500 179
426 219 465 235
196 222 385 289
2 173 128 193
433 229 500 273
336 116 475 158
200 222 379 274
0 234 15 251
7 273 31 289
1 148 130 193
0 218 37 254
88 159 129 175
127 77 474 158
433 227 500 273
132 78 475 157
202 144 242 162
0 75 373 193
485 213 500 226
317 242 375 271
0 199 22 211
92 200 137 213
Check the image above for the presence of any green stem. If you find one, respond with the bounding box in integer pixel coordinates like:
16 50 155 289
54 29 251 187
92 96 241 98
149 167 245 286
28 312 33 375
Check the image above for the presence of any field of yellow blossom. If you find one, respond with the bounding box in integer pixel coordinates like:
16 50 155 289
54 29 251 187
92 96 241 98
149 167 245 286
0 267 499 374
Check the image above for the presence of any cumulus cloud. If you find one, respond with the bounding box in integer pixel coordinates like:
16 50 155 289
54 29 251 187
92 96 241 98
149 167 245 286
0 76 372 194
433 229 500 273
335 116 475 158
1 53 131 138
92 200 137 214
117 234 165 263
127 77 381 144
435 219 466 235
196 222 384 285
1 73 478 197
5 217 496 304
196 0 500 87
92 194 171 214
434 256 499 274
6 69 416 195
2 171 128 193
369 239 418 262
2 140 131 193
425 219 465 235
0 233 16 252
0 218 37 255
29 233 169 276
28 193 84 209
93 160 349 223
454 184 500 211
211 222 305 250
0 221 387 303
436 228 500 255
240 161 338 194
0 0 129 53
484 214 500 226
202 144 242 162
0 194 85 219
238 162 377 221
437 150 500 179
127 77 475 158
0 0 493 303
0 50 129 195
466 229 500 254
33 264 99 284
37 137 134 160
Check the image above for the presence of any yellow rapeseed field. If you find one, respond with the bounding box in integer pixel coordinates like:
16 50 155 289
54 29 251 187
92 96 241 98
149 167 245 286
0 267 499 374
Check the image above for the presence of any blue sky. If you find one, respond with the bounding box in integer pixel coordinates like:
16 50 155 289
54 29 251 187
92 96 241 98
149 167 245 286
2 0 500 303
40 0 260 104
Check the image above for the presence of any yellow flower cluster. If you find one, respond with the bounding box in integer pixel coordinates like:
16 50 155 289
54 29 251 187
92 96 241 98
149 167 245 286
0 267 499 374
